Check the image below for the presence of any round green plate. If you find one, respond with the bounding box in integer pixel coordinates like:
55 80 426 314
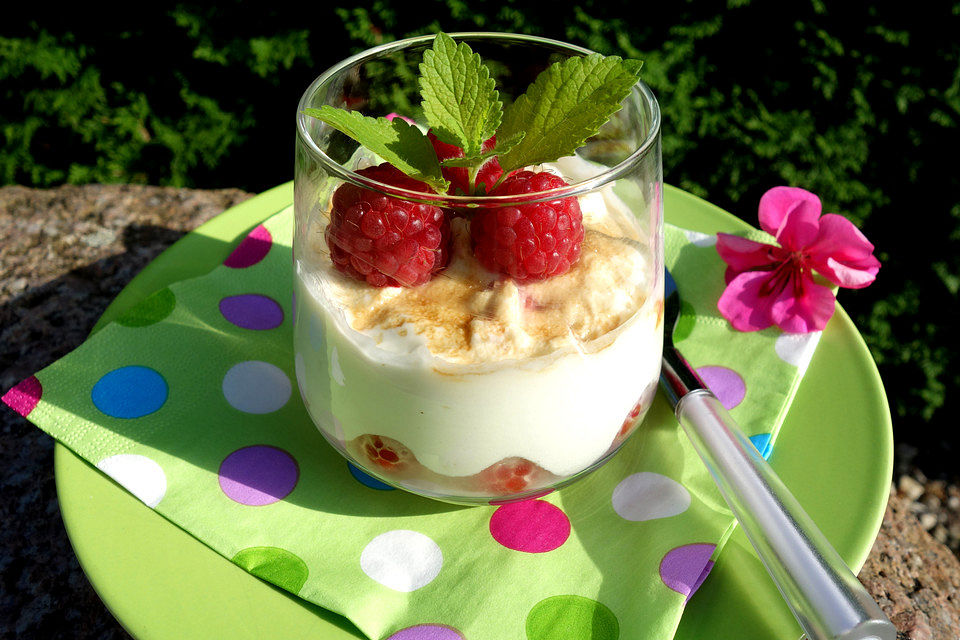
54 183 892 640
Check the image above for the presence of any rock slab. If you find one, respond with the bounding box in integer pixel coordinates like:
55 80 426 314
859 491 960 640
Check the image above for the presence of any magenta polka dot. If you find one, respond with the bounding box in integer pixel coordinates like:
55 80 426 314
696 365 746 409
224 225 272 268
659 543 716 602
219 294 284 330
218 445 299 506
385 624 464 640
2 376 42 417
489 499 570 553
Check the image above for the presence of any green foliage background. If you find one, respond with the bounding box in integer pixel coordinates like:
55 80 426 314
3 1 958 474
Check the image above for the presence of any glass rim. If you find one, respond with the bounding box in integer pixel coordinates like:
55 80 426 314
295 32 661 206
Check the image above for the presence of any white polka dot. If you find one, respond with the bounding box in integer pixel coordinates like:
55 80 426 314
612 472 691 522
330 347 345 386
360 530 443 592
775 332 821 375
222 361 292 414
685 230 717 247
96 454 167 508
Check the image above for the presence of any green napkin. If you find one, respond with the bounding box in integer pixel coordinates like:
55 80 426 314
4 206 822 640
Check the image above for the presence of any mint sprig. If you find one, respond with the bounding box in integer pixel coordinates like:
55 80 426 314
303 33 643 196
419 32 502 158
496 54 643 174
438 130 524 168
302 106 449 193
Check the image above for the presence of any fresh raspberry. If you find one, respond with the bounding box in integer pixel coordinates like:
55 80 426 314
470 171 585 281
617 399 646 441
356 434 414 472
327 163 449 287
478 457 542 495
611 381 658 448
428 131 504 196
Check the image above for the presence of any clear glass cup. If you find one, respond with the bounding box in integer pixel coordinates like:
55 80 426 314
294 32 663 505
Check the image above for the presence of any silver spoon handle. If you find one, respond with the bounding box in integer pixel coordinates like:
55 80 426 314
675 389 895 640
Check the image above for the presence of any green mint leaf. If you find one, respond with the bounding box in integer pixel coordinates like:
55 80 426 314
439 156 491 169
419 32 502 158
303 106 449 193
438 130 525 168
497 54 643 174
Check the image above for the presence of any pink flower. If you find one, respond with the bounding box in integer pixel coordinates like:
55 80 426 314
385 112 417 125
716 186 880 333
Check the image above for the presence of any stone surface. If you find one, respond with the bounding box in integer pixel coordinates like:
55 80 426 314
0 184 251 639
1 184 958 638
859 491 960 640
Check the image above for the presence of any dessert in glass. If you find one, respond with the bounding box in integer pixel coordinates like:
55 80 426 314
293 33 663 504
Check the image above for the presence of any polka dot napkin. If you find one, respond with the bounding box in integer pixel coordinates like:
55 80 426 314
3 206 822 640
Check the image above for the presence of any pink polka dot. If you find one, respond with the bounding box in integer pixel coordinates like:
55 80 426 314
386 624 464 640
489 499 570 553
219 445 299 505
2 376 42 417
659 543 716 603
696 366 746 409
224 225 272 268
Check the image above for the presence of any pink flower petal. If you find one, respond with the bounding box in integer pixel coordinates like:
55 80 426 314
769 272 836 333
821 256 880 288
805 214 880 289
717 270 780 331
716 233 781 275
385 112 417 125
758 187 822 250
723 266 739 285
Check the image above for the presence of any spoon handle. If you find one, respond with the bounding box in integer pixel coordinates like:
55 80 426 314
673 389 895 640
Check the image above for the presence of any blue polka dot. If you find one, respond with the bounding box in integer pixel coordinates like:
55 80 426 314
348 462 395 491
92 366 168 418
749 433 773 460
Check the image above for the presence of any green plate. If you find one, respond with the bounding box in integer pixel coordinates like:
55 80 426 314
54 183 892 640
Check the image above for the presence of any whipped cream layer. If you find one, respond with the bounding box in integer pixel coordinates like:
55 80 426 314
294 165 663 480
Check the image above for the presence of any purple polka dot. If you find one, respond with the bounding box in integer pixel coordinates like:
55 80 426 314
219 294 284 330
489 500 570 553
385 624 464 640
696 366 746 409
659 543 716 602
219 445 299 506
224 225 272 268
2 376 42 417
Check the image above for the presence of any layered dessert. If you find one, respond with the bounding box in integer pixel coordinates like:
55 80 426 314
294 157 662 500
293 32 662 502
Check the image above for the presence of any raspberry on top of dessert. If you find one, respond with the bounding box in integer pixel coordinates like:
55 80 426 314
307 164 653 365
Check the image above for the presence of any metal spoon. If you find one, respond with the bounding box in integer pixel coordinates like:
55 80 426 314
659 267 896 640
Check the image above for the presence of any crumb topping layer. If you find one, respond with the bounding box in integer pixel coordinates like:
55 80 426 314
307 185 653 364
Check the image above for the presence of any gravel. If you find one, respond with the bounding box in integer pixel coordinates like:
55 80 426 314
899 470 960 556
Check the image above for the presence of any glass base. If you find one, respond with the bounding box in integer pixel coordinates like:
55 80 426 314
305 397 656 506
